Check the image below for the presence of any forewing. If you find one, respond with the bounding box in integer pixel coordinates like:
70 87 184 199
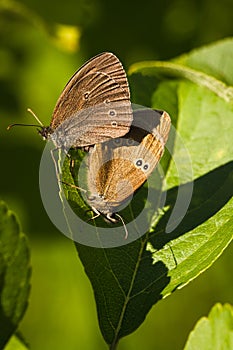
51 52 131 130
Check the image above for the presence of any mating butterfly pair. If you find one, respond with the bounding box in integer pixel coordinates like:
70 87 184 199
8 52 171 235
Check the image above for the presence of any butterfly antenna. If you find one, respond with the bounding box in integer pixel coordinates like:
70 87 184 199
61 181 87 194
115 213 128 239
27 108 44 126
7 108 44 130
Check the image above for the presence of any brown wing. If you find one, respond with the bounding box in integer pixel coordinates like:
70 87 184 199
87 143 145 211
87 142 115 198
131 110 171 177
51 52 131 130
87 109 171 212
52 99 132 148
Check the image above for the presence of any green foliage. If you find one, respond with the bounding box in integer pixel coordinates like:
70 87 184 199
4 335 28 350
59 39 233 348
184 303 233 350
0 0 232 349
0 202 30 350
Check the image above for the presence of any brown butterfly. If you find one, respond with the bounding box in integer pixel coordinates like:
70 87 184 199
84 108 171 226
8 52 133 150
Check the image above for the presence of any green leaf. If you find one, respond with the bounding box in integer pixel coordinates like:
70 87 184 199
4 335 28 350
61 38 233 348
184 303 233 350
0 201 31 349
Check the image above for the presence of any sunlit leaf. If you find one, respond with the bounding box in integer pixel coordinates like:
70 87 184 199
60 39 233 348
4 335 28 350
184 303 233 350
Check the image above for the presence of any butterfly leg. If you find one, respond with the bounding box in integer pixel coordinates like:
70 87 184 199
106 213 128 239
89 207 101 221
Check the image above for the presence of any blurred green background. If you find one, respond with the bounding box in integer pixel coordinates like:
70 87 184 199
1 0 233 349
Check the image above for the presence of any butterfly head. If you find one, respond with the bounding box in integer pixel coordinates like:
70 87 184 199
38 126 53 140
87 195 128 238
87 193 113 216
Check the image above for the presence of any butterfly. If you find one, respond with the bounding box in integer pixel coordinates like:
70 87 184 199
8 52 133 150
79 108 171 229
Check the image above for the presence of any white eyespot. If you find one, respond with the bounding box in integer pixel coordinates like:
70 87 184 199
135 158 143 167
143 163 150 171
134 158 150 172
111 121 117 127
109 109 116 117
83 92 89 100
126 138 135 146
113 138 122 146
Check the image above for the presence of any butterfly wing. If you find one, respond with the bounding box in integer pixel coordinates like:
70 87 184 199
50 52 132 147
103 110 171 190
87 109 171 214
87 142 143 214
51 80 132 148
128 110 171 177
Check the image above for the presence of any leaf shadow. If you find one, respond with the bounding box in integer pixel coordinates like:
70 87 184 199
76 238 171 343
0 304 15 349
149 161 233 249
118 257 170 339
73 162 212 342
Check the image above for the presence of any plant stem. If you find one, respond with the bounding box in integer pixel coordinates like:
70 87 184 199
109 340 119 350
129 61 233 104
